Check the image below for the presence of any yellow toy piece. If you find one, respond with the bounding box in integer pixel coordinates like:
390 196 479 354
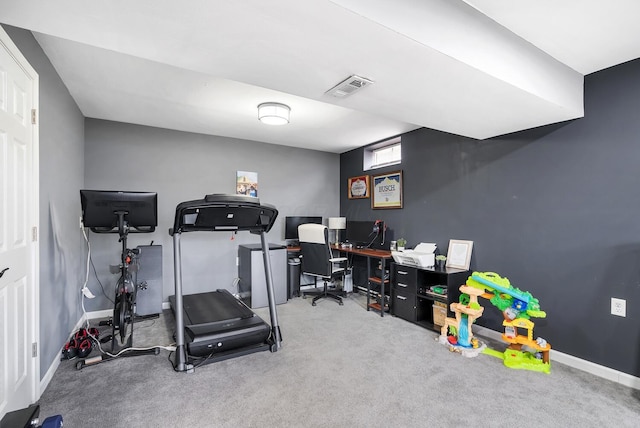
441 285 485 348
502 318 551 364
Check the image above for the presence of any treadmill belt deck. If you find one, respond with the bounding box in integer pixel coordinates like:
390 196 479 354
180 290 254 325
169 289 271 358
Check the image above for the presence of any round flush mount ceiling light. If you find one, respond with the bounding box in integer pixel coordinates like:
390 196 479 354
258 102 290 125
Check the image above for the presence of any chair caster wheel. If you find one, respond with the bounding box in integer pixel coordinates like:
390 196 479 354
339 302 344 306
312 302 317 306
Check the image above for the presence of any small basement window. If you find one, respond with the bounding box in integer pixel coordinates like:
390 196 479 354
364 137 401 170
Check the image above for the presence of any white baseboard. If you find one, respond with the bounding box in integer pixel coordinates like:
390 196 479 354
40 355 60 399
473 325 640 389
551 349 640 389
40 313 88 394
86 309 113 320
40 304 171 396
82 305 169 320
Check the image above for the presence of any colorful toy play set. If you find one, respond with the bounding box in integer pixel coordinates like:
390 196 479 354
438 271 551 373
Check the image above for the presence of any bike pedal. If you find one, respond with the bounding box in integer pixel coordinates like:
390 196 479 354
100 334 113 344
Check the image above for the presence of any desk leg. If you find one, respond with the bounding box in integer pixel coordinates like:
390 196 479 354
380 258 385 317
366 257 371 311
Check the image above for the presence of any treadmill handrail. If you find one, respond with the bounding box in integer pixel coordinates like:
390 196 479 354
170 194 278 235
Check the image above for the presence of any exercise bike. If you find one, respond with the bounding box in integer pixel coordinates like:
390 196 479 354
77 190 159 368
109 215 139 351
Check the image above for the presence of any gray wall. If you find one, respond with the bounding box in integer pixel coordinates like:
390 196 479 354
84 119 340 310
2 25 86 379
341 58 640 377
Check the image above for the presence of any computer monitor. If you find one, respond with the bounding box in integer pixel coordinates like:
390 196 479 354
345 220 385 249
80 189 158 233
284 216 322 241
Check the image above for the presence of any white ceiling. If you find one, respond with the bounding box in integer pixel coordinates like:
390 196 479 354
2 0 639 153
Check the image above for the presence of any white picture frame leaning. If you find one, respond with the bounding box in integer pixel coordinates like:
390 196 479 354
445 239 473 270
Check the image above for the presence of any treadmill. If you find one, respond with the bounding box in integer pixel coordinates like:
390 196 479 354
169 194 282 372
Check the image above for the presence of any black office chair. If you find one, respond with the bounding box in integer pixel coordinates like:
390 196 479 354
298 223 347 306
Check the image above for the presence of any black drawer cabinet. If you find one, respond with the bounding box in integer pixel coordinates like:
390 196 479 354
391 263 469 331
391 264 419 322
394 266 418 294
392 288 416 321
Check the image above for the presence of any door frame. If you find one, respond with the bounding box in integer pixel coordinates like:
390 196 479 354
0 25 40 407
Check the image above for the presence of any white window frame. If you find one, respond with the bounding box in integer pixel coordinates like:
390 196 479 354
363 136 401 171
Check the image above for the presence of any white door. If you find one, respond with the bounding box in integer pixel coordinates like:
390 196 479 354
0 27 39 418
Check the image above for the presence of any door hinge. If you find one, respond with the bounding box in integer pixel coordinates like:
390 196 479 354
32 342 38 358
31 108 37 125
32 226 37 242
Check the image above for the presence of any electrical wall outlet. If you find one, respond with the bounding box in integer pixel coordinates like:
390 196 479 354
611 297 626 317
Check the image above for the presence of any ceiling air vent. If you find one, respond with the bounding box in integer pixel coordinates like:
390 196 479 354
325 75 374 98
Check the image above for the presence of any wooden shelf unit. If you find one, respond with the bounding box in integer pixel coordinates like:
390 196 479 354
331 245 393 317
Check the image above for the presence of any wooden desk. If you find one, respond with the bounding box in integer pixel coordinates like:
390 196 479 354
332 245 393 317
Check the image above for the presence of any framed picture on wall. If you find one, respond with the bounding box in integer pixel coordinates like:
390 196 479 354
371 170 403 209
446 240 474 270
236 171 258 197
348 175 370 199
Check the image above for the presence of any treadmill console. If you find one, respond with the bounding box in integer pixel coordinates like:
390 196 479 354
171 194 278 235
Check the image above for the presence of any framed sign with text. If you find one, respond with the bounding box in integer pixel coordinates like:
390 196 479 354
348 175 370 199
371 170 403 209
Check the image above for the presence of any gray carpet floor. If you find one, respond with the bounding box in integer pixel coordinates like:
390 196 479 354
38 293 640 427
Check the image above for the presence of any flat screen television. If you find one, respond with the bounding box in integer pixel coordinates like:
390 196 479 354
284 216 322 241
80 189 158 233
345 220 385 249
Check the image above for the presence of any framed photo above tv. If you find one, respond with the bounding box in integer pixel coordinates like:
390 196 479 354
348 175 370 199
371 170 402 209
